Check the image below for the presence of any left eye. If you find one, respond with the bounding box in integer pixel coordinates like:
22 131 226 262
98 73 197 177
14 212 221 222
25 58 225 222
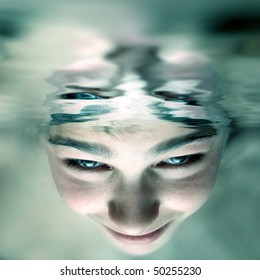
156 154 203 168
66 159 111 171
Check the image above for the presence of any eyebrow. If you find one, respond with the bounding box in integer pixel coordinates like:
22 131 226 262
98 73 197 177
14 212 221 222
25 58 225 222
149 127 217 156
48 136 112 158
48 127 217 158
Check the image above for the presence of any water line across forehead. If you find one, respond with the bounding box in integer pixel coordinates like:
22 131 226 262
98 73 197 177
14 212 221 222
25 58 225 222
44 42 229 130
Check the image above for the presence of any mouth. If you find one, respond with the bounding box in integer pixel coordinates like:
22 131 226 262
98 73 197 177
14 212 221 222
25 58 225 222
105 223 170 245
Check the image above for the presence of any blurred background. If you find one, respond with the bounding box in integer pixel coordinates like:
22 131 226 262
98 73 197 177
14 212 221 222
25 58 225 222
0 0 260 259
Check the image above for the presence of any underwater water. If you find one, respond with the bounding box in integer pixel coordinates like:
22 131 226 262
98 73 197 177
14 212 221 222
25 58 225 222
0 0 260 259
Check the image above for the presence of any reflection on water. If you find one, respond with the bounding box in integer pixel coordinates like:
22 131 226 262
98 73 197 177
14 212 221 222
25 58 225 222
0 0 260 259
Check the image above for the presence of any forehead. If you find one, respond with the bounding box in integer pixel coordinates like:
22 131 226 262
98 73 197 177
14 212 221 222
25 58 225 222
48 120 196 142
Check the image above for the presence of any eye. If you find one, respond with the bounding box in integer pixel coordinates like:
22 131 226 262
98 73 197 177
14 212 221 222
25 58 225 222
65 159 112 171
155 154 204 169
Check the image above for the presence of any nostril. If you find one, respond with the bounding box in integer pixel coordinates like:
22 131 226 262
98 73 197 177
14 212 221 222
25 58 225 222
108 200 125 223
146 200 160 221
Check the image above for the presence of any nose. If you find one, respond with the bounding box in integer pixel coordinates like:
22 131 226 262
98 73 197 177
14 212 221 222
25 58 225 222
108 174 160 229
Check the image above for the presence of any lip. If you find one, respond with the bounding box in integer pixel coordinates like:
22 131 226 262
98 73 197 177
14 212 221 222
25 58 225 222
105 223 170 245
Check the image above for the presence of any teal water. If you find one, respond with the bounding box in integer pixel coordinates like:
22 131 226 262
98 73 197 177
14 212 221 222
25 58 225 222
0 0 260 259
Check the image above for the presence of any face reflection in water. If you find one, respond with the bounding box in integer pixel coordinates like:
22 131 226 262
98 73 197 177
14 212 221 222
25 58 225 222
44 44 229 255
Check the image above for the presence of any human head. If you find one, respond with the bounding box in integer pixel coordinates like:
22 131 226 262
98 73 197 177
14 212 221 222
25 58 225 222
44 43 229 254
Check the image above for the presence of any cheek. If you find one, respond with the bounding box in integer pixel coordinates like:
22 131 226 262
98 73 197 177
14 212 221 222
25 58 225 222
49 165 110 215
160 165 219 215
57 181 108 214
159 142 223 215
46 151 112 214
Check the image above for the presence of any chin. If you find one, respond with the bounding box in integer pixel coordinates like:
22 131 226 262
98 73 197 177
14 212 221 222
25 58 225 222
114 241 166 255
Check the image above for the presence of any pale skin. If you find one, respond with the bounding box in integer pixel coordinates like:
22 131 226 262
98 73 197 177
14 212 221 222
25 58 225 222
45 120 227 255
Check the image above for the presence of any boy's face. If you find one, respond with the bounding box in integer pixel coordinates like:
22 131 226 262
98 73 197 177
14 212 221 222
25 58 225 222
46 119 226 255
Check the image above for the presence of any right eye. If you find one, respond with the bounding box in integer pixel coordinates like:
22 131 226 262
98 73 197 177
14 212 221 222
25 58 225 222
65 159 112 171
155 153 204 169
